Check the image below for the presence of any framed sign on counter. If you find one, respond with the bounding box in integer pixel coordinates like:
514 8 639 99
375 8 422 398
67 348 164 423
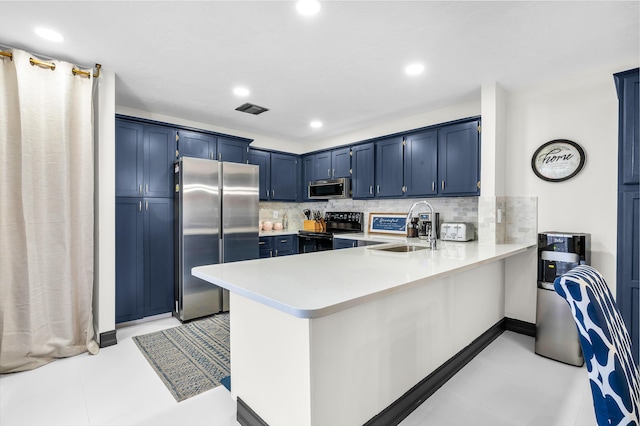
531 139 586 182
368 213 407 235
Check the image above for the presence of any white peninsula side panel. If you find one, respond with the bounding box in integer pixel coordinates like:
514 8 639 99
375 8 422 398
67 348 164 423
230 259 506 425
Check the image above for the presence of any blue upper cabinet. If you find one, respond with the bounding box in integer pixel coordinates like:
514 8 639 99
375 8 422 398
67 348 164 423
616 69 639 185
249 149 298 202
218 137 250 164
302 155 315 201
248 149 271 201
332 147 351 178
375 136 404 197
144 125 175 198
351 143 375 199
271 153 298 201
438 121 480 196
116 119 174 198
116 120 144 197
404 130 438 197
315 151 332 180
178 130 250 164
177 129 216 160
305 147 352 185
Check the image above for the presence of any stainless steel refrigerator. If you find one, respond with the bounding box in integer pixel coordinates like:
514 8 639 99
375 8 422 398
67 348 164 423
174 156 259 322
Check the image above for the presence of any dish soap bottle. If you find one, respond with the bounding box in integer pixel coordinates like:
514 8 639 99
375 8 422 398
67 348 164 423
282 212 288 229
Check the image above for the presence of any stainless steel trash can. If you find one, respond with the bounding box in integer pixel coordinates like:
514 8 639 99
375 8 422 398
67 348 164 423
534 232 590 367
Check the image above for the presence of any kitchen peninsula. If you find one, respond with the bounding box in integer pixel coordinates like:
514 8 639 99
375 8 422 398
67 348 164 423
193 240 533 425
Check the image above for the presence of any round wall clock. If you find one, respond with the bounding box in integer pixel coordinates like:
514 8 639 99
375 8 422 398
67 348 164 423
531 139 586 182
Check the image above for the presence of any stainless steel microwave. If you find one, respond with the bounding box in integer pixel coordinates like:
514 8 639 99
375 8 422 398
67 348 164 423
308 178 351 200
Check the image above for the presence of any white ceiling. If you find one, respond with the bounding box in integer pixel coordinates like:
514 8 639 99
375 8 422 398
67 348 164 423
1 1 638 145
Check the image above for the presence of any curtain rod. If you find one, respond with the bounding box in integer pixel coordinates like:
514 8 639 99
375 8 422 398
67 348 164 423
0 45 101 78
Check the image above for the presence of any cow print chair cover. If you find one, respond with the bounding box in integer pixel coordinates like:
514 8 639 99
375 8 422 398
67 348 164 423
554 265 639 426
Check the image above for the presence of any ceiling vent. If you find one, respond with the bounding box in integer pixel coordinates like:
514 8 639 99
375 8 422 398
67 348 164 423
235 103 269 115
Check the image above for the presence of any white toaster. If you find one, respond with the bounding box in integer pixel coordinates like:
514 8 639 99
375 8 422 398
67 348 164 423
440 222 475 242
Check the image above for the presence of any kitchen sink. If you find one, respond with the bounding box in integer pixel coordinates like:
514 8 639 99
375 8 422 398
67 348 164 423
369 244 428 253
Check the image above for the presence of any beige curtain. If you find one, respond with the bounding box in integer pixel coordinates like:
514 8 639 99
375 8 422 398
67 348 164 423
0 48 97 373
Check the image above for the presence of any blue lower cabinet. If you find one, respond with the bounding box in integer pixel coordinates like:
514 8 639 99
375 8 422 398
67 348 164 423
143 198 174 317
259 236 274 258
116 198 144 323
333 238 358 250
116 197 174 323
274 235 296 256
259 235 297 258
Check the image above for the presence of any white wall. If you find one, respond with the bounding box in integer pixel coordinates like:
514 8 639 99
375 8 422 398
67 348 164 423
115 106 302 154
506 64 631 289
308 99 480 152
502 62 638 322
95 70 116 340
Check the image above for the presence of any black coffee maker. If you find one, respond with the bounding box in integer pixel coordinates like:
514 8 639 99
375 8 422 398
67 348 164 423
417 212 439 240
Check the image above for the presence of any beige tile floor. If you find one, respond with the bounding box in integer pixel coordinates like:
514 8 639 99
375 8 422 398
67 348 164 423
0 316 597 426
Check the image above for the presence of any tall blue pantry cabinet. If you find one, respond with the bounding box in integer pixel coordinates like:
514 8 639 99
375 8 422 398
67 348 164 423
115 119 175 323
614 68 639 363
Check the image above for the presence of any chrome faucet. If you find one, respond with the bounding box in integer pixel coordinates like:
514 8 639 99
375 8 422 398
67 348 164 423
406 200 437 250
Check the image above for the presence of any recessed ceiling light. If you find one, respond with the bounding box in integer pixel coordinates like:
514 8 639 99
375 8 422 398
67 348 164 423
310 121 323 128
34 27 64 42
405 63 425 76
296 0 321 16
233 87 250 97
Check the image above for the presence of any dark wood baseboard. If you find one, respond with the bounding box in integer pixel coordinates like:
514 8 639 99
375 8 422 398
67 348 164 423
99 330 117 348
235 317 536 426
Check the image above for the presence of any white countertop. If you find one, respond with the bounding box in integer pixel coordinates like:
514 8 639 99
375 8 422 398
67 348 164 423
259 230 298 237
193 240 533 319
333 232 423 244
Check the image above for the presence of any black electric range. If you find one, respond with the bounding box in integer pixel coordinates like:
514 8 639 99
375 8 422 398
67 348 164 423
298 211 364 253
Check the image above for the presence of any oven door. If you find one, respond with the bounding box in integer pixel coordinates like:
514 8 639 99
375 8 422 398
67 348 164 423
297 234 333 253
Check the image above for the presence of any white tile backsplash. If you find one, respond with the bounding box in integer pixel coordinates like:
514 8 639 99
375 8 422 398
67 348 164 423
261 198 479 234
261 196 536 243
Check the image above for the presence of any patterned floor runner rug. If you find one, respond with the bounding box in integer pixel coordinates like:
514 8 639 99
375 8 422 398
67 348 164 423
133 313 230 402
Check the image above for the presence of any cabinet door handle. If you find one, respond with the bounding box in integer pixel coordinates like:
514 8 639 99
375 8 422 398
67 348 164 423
377 185 380 194
145 200 149 210
270 250 273 257
369 185 373 195
442 180 445 191
139 201 142 211
328 168 331 177
139 184 142 194
271 189 275 198
145 184 149 194
332 168 335 177
275 249 278 256
432 181 435 192
280 239 288 243
259 241 266 245
266 190 269 198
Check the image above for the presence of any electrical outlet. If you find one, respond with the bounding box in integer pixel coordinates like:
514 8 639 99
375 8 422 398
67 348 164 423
273 211 278 219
